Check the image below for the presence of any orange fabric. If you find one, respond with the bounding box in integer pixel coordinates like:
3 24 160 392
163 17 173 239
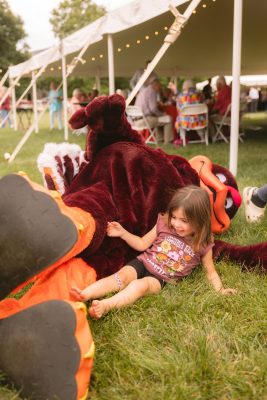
189 155 230 234
9 173 96 293
0 258 96 319
72 301 95 400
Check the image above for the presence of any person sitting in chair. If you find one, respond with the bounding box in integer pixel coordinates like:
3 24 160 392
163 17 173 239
135 78 173 144
209 76 231 139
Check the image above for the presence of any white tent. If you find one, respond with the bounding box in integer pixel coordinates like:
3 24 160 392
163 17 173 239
4 0 267 175
8 0 267 80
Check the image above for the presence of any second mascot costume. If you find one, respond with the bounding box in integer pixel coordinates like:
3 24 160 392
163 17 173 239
0 94 266 400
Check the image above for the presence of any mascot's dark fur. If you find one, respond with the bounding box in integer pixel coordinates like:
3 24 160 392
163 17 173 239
0 94 266 400
66 94 267 275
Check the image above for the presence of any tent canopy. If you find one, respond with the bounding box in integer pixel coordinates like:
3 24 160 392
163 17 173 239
9 0 267 80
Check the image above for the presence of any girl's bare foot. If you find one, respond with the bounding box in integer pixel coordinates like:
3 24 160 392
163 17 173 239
89 300 108 319
70 287 86 301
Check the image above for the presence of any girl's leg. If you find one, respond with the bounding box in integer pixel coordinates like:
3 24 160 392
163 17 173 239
70 265 137 301
89 276 161 319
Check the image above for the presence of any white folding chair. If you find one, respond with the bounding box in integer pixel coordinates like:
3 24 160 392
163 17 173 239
213 103 244 143
126 105 158 144
179 103 209 147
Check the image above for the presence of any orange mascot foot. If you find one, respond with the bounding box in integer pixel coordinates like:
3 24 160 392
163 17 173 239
0 300 94 400
0 174 78 300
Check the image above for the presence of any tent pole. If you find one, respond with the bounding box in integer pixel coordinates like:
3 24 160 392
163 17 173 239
95 70 101 93
126 0 202 106
0 69 9 89
229 0 243 176
32 71 39 133
61 41 69 141
107 34 115 94
10 78 17 131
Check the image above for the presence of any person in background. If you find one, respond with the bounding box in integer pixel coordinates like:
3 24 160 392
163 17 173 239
248 86 259 112
87 89 99 103
69 88 83 114
209 76 232 138
130 60 158 91
202 78 213 101
243 184 267 222
70 185 236 319
0 86 13 128
48 81 63 130
171 79 206 138
135 78 173 144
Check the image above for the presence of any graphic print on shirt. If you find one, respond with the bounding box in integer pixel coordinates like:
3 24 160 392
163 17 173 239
154 236 195 277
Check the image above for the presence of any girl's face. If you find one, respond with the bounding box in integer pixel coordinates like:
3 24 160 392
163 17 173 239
170 207 194 238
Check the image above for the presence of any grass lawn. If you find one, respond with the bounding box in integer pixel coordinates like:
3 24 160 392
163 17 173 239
0 112 267 400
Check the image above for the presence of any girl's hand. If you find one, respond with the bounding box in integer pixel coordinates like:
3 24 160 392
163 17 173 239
219 288 237 295
106 221 125 237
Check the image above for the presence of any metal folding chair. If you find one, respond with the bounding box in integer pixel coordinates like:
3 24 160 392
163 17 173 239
213 103 244 143
179 103 209 146
126 105 158 144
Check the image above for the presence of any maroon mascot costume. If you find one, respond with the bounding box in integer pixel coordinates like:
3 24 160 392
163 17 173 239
0 94 266 400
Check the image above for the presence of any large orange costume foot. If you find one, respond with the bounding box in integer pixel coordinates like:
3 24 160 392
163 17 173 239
0 299 94 400
0 174 78 300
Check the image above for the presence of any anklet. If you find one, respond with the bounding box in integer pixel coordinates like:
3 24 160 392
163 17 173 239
114 273 123 290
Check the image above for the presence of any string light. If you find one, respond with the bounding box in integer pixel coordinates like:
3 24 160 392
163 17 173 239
117 48 122 52
154 31 159 35
50 67 54 71
136 39 141 44
164 26 168 30
202 3 207 7
99 54 103 58
145 35 149 40
193 10 196 14
91 57 95 61
126 44 130 48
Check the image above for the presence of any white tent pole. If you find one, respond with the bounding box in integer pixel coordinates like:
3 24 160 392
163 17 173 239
95 70 101 92
0 74 22 108
8 104 49 163
32 71 39 133
126 0 201 106
107 34 115 94
229 0 243 176
61 41 69 141
1 47 59 129
0 69 9 89
10 78 17 131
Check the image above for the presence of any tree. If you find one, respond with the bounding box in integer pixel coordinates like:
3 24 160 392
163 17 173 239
50 0 106 39
0 0 29 72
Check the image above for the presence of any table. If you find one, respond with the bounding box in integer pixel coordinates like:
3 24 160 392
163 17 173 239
17 104 33 130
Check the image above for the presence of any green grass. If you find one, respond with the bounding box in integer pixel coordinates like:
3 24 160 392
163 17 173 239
0 112 267 400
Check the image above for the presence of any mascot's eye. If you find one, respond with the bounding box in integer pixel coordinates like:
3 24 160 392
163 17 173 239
216 173 227 183
225 196 233 209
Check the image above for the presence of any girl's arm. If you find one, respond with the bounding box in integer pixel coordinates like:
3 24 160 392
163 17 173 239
201 249 237 295
107 221 157 252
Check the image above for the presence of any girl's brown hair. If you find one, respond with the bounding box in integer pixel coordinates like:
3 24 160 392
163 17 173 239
167 185 212 251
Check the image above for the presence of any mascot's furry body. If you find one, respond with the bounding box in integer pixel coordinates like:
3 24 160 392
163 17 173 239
0 94 266 400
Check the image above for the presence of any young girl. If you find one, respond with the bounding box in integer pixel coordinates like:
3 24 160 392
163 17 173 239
70 185 236 318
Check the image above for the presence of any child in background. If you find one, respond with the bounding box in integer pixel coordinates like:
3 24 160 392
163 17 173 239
71 185 236 318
